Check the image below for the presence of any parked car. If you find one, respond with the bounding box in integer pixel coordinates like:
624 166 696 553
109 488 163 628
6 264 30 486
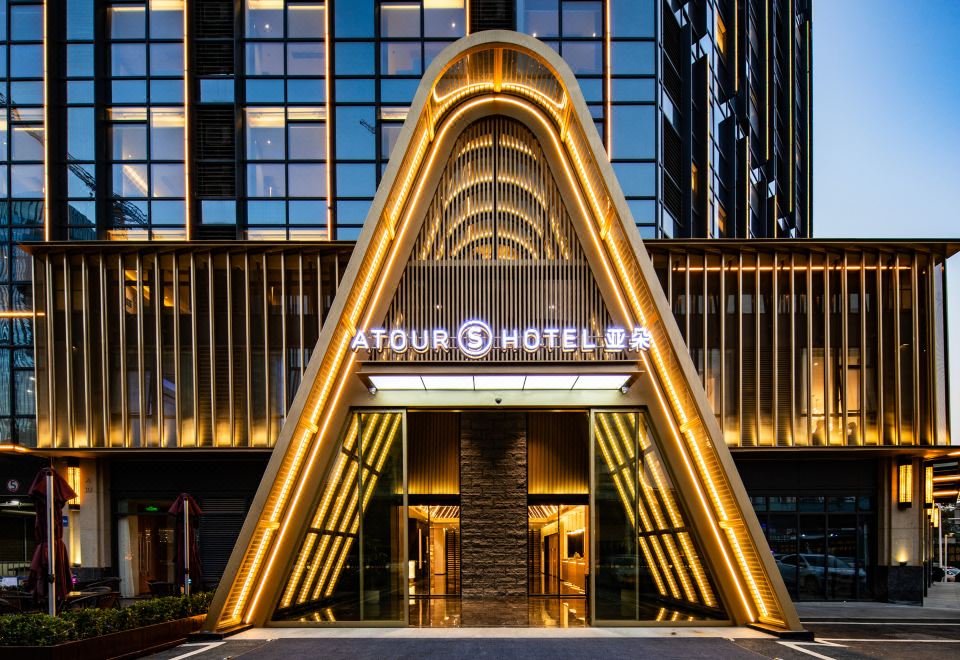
776 553 865 595
945 567 959 582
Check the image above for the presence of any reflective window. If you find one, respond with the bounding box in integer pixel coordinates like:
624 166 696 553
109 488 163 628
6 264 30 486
611 106 655 159
611 42 655 75
562 42 601 75
10 45 42 78
110 5 146 39
561 2 600 37
518 0 559 38
381 3 421 38
609 0 655 37
335 107 376 160
335 42 374 75
149 43 184 76
111 124 148 161
424 0 465 38
286 42 325 75
288 124 326 159
247 164 287 197
382 42 422 75
288 3 325 38
112 44 148 77
246 109 286 160
334 0 374 36
247 43 285 76
288 164 326 197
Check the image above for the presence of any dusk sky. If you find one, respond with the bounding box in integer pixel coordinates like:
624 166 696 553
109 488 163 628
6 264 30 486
813 0 960 437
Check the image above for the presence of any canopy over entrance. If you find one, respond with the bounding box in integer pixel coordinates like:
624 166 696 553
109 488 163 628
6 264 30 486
203 31 801 634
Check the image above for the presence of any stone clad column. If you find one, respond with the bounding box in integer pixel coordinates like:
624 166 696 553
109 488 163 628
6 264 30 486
459 412 527 598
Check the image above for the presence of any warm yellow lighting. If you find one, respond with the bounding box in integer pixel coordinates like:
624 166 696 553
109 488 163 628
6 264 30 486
898 462 913 507
926 466 934 505
150 0 184 10
931 506 940 528
716 13 728 55
0 443 29 452
933 490 959 498
67 465 81 508
424 0 464 8
109 107 149 121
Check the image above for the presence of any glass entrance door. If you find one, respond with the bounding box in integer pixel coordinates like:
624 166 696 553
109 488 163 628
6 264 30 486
408 502 460 598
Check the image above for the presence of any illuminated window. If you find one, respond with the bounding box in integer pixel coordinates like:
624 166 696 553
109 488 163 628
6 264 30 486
716 13 728 56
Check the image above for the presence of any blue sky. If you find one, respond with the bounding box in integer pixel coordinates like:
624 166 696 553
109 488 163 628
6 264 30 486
813 0 960 438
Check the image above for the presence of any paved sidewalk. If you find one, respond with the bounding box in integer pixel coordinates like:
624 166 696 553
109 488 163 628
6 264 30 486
797 581 960 621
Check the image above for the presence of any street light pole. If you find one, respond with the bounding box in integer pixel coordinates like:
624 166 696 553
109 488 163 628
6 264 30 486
939 504 945 582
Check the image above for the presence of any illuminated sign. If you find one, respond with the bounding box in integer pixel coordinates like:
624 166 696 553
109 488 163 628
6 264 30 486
350 319 652 359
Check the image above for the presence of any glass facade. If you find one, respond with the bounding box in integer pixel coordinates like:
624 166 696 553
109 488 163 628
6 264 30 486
752 494 876 601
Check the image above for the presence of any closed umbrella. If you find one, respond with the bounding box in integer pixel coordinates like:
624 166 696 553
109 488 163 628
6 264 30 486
168 493 202 595
25 467 77 615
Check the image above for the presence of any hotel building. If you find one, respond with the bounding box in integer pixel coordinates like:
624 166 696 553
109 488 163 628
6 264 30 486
0 0 954 632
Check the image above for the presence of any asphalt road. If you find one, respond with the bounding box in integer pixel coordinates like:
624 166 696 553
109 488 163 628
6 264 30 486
148 622 960 660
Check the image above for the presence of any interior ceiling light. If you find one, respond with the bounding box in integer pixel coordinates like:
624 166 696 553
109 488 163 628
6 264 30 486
366 374 631 392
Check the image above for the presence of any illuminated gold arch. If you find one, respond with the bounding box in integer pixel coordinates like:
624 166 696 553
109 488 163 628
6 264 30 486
203 31 802 634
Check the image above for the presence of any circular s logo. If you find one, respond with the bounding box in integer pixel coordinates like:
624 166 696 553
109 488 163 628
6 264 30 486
457 320 494 359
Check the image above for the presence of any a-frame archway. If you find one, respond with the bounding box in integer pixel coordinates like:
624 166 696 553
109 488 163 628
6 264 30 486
203 31 802 634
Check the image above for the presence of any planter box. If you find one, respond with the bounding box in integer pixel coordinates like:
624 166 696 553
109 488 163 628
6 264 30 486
2 614 205 660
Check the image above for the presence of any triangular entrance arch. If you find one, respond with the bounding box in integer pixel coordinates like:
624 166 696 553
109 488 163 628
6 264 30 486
203 31 802 634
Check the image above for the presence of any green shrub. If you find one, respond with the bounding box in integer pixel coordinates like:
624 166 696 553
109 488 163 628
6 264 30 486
0 592 213 646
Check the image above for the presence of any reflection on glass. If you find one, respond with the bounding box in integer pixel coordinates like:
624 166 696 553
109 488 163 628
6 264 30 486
424 0 465 38
518 0 559 38
381 3 420 38
273 412 405 622
562 2 601 37
288 123 326 160
112 124 147 161
288 4 324 38
288 163 326 197
247 164 286 197
247 42 285 76
110 5 146 39
382 43 422 76
561 42 601 75
593 411 726 622
287 42 325 76
112 44 148 77
150 164 185 198
246 108 286 159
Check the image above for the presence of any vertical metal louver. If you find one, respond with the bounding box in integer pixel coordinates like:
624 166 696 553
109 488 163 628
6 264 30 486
374 117 619 363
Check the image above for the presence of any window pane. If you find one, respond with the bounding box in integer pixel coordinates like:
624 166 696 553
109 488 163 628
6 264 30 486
150 43 184 77
562 2 600 37
112 80 147 103
612 78 655 102
287 42 325 76
68 166 96 198
335 106 376 160
380 78 418 103
611 105 655 159
288 4 324 38
246 78 285 102
112 44 148 77
246 109 286 159
11 5 42 40
380 123 402 159
150 1 184 39
288 200 325 224
246 43 285 75
518 0 558 38
67 0 96 40
151 200 185 224
424 1 465 38
10 82 43 105
150 79 184 103
68 107 96 161
612 162 655 197
610 0 655 37
11 127 43 161
335 42 374 75
286 78 324 102
562 42 601 75
68 81 96 104
10 45 43 78
381 4 420 38
150 110 185 160
288 123 325 159
67 45 95 78
247 164 286 197
113 163 149 197
334 0 373 37
247 200 285 224
245 2 283 38
110 5 146 39
381 43 422 76
151 164 185 197
288 164 326 197
336 163 376 197
611 42 655 75
112 124 147 161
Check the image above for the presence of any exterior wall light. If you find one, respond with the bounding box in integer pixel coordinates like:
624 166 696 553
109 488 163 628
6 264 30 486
66 459 81 511
897 460 913 508
925 465 934 506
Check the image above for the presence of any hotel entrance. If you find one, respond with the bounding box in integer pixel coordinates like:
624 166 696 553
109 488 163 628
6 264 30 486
406 410 590 627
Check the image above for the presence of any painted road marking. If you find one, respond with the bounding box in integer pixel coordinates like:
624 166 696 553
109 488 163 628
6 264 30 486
166 641 225 660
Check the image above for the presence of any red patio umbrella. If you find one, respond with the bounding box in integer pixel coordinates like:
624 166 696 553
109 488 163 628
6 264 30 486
169 493 203 595
25 467 77 614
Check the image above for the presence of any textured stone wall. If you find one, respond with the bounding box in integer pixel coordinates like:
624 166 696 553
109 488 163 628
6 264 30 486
459 412 527 597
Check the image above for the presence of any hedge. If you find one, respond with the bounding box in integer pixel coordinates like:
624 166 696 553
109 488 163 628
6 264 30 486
0 592 212 647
